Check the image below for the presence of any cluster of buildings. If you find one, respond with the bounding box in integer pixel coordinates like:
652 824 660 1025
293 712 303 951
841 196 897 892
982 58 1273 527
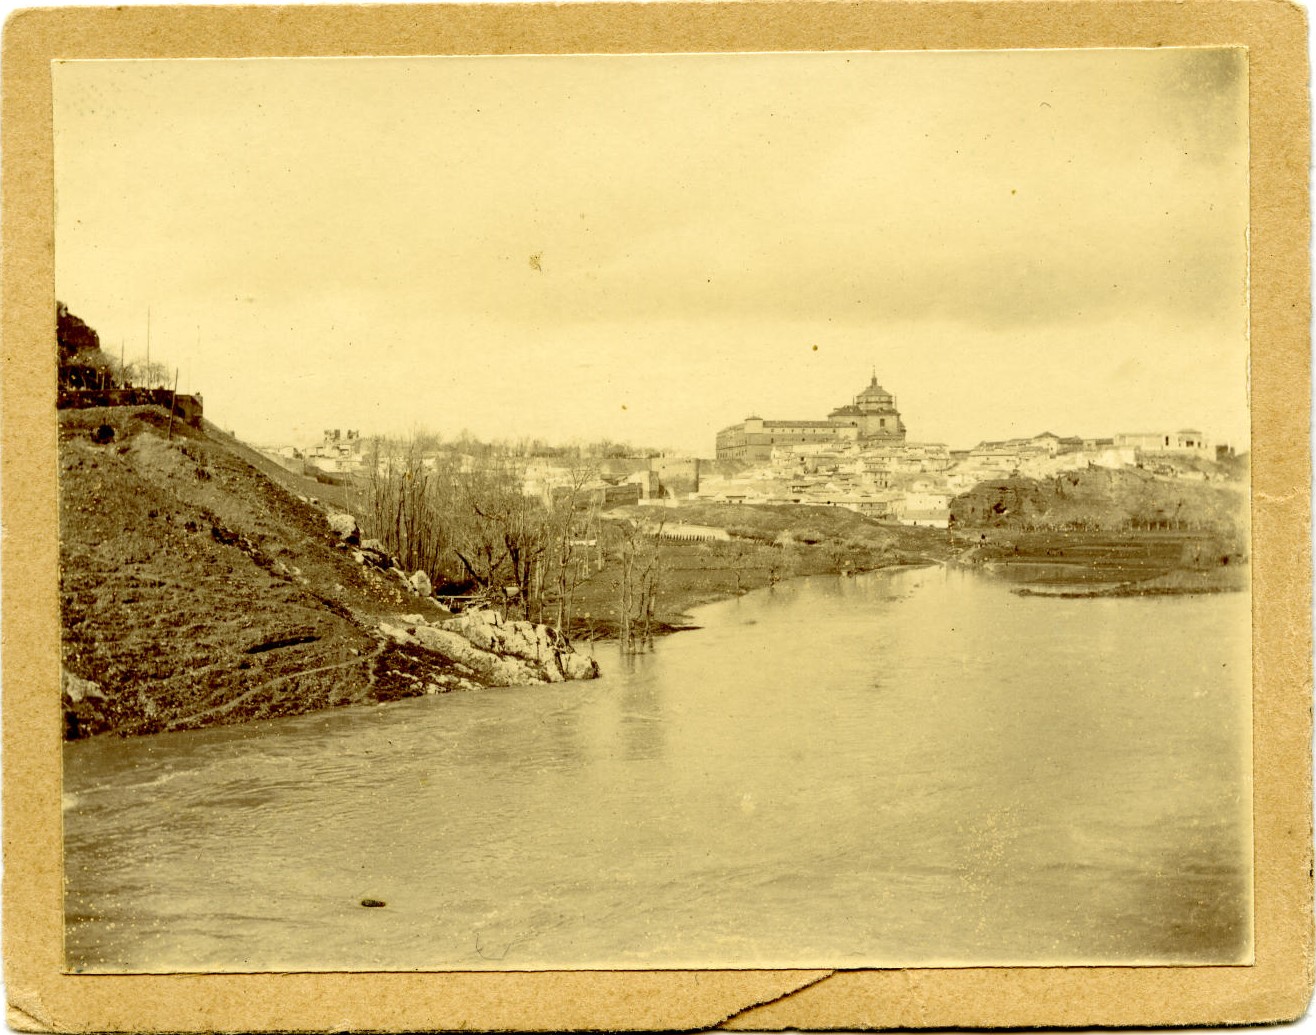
265 430 704 509
269 429 367 478
696 373 1233 526
259 375 1233 531
715 373 909 461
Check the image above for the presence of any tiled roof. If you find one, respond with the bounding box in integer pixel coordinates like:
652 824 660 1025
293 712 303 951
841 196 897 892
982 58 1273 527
762 420 842 428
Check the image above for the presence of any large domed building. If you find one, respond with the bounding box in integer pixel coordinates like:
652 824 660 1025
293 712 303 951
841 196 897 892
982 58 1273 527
715 373 908 461
827 374 907 445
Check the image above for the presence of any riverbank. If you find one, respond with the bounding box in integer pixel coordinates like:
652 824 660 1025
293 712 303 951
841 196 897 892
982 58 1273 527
557 505 1244 641
59 407 598 739
949 527 1247 597
561 505 955 640
946 468 1248 598
1011 565 1248 598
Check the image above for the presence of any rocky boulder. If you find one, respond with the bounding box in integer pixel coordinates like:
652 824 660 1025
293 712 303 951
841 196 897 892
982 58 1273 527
62 668 105 704
326 511 359 542
410 625 542 686
62 668 108 739
358 540 393 569
560 649 601 681
439 609 600 682
379 610 599 687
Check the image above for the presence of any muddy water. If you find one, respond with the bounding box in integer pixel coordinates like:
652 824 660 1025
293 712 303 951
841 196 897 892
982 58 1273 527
64 567 1252 971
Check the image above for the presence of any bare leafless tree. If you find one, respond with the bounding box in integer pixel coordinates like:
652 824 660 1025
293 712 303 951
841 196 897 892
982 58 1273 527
615 518 662 654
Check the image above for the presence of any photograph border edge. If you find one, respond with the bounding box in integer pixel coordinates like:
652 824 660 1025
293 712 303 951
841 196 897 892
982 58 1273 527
3 1 1311 1030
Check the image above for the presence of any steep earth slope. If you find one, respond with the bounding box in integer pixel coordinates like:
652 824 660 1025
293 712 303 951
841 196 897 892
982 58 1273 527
59 407 596 739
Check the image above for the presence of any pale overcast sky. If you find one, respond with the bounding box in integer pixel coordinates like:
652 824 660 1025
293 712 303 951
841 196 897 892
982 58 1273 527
53 48 1249 453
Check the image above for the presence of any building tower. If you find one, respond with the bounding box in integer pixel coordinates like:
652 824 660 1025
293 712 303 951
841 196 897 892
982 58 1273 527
828 372 907 444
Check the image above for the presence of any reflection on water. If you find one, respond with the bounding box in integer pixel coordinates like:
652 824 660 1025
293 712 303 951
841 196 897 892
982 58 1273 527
63 567 1252 971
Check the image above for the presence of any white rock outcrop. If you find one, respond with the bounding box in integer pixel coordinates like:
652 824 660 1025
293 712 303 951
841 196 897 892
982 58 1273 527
326 512 359 540
378 608 599 687
62 668 106 704
439 610 600 682
411 625 541 685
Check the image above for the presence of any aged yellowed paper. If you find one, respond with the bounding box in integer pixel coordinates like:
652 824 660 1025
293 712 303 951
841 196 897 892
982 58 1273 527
4 2 1311 1030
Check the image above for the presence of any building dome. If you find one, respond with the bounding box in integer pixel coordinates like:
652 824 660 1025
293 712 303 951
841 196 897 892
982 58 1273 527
827 371 906 444
854 374 894 406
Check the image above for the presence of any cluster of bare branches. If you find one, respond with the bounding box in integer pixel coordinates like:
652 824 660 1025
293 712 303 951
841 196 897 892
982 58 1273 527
355 438 452 579
614 519 661 654
353 437 605 630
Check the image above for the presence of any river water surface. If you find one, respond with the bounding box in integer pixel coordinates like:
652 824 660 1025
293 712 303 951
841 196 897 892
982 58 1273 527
64 567 1252 971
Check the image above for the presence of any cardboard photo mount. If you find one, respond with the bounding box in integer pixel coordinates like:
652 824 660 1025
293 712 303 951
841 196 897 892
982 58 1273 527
3 2 1311 1031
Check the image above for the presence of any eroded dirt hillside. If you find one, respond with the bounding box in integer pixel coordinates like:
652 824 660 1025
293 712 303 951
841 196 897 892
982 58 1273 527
59 407 590 739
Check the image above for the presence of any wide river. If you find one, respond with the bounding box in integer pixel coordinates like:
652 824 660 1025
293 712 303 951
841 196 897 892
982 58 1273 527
64 566 1252 972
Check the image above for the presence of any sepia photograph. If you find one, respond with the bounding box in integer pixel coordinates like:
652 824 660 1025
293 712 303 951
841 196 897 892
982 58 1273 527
51 44 1257 976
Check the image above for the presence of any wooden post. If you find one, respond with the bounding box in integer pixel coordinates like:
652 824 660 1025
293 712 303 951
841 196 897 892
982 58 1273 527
166 368 180 440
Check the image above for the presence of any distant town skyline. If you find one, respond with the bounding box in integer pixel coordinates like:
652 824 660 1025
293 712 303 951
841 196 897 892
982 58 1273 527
54 49 1249 455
